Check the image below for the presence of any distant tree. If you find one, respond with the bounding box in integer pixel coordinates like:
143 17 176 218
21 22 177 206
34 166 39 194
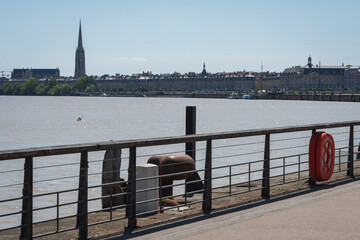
60 84 72 96
0 87 4 95
48 85 63 96
34 84 48 95
21 78 40 95
4 82 22 95
85 84 96 93
45 78 57 88
74 76 97 92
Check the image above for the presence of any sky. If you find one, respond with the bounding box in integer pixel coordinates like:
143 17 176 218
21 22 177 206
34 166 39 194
1 0 359 77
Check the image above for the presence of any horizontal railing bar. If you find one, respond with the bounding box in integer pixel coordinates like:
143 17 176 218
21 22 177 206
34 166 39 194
0 210 23 218
0 196 23 203
0 182 24 189
1 121 359 160
33 174 79 184
212 159 265 170
0 224 22 232
0 168 24 174
271 144 309 152
88 203 127 214
88 180 129 190
213 150 265 160
87 216 127 227
270 161 308 170
33 161 79 170
212 169 264 181
270 153 309 161
270 178 310 188
212 187 263 201
270 169 309 179
32 187 80 198
33 226 77 239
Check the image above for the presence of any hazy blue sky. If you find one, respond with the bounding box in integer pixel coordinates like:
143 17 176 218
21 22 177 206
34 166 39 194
1 0 359 76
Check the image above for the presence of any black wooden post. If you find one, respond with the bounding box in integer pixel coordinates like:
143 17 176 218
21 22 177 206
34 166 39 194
202 140 212 214
126 147 137 229
20 157 33 240
186 106 196 159
261 134 270 199
347 125 354 177
77 152 88 240
185 106 204 194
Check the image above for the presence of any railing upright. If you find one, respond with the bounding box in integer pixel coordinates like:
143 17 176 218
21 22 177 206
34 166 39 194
20 157 33 240
202 140 212 214
347 125 354 177
77 151 88 240
309 129 317 186
126 147 137 229
262 134 270 199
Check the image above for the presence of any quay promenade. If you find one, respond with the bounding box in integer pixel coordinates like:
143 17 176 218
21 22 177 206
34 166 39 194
0 120 359 239
110 178 360 240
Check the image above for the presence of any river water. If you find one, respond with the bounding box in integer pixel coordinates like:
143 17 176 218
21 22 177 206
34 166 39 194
0 96 359 229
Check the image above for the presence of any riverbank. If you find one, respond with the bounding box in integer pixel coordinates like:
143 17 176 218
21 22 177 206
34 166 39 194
91 92 360 102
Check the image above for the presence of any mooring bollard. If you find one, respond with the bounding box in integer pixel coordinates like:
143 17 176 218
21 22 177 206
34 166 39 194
101 149 125 209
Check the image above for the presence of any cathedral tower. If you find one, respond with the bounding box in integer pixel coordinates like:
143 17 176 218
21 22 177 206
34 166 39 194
74 20 86 78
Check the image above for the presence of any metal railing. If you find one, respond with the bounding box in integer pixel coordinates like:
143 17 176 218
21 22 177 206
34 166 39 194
0 121 359 239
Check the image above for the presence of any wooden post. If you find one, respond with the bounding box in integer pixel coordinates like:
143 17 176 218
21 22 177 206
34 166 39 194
77 152 88 240
347 125 354 177
185 106 204 194
261 134 270 199
126 147 137 229
20 157 33 240
202 140 212 214
186 106 196 159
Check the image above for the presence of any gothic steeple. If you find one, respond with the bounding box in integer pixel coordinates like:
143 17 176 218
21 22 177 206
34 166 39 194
74 20 86 78
78 20 83 49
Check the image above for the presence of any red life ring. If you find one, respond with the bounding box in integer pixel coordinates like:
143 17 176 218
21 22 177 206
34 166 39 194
315 133 335 181
308 132 335 181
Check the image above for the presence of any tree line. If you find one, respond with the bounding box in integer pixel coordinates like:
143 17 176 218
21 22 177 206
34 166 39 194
0 76 97 96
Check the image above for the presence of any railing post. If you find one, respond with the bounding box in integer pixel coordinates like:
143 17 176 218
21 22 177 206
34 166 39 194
262 134 270 199
77 151 88 240
309 129 317 186
347 125 354 177
202 140 212 214
126 147 137 229
20 157 33 240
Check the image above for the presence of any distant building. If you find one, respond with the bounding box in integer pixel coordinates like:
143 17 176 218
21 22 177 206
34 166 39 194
74 20 86 78
11 68 60 80
280 56 352 90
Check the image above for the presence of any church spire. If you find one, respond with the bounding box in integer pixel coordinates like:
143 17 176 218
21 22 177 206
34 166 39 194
74 20 86 78
78 20 83 49
201 62 207 75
